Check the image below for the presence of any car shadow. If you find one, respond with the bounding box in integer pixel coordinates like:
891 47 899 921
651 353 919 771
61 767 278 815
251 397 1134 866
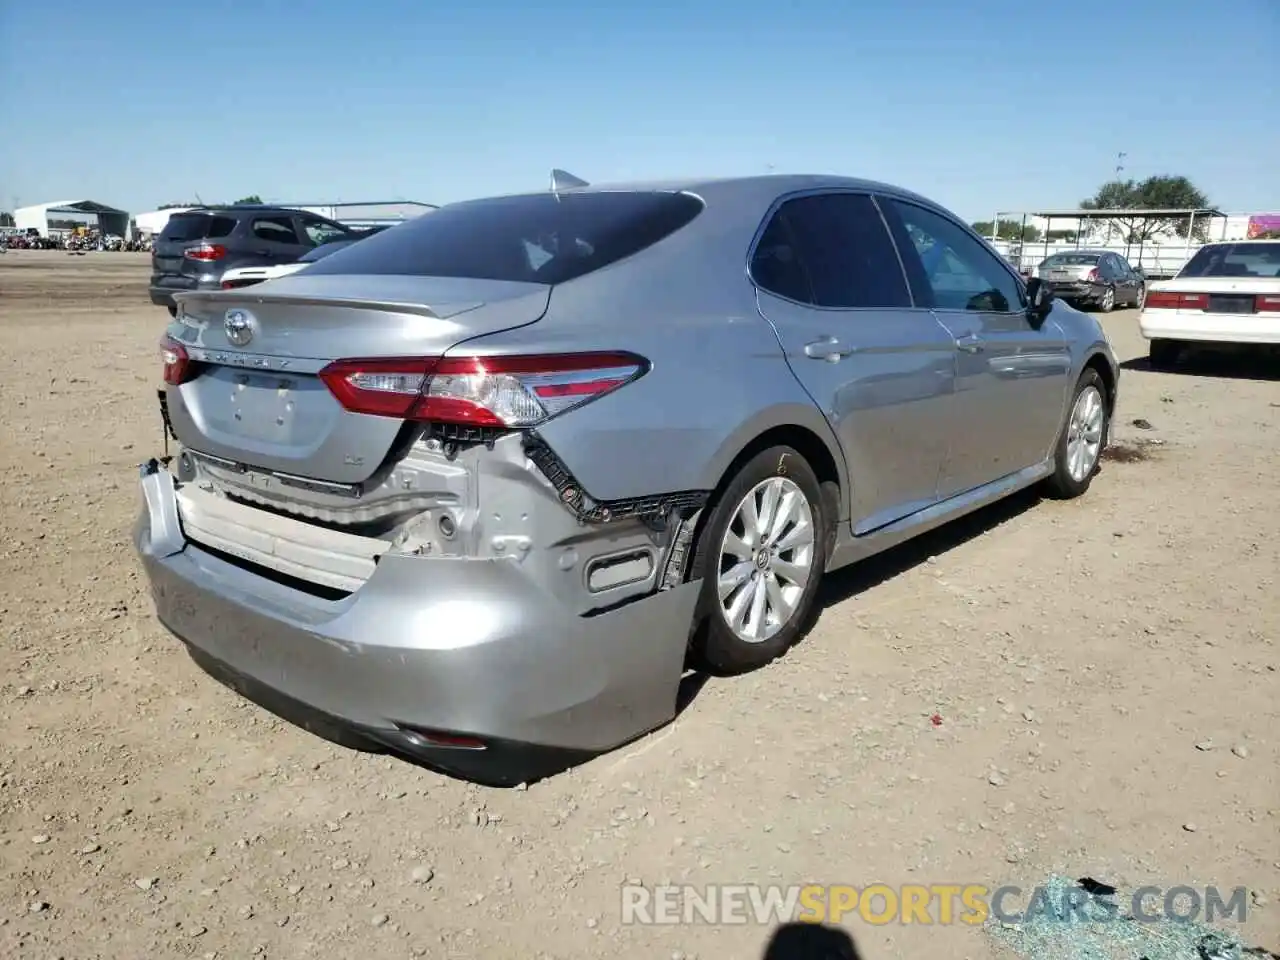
815 485 1043 611
762 922 864 960
1121 348 1280 382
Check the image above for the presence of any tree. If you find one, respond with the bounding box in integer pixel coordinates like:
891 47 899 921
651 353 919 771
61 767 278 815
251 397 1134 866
1080 175 1212 244
0 211 13 227
234 195 263 205
970 218 1041 242
158 202 198 210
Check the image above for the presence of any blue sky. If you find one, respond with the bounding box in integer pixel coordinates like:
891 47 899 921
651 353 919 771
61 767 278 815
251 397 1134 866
1 0 1276 222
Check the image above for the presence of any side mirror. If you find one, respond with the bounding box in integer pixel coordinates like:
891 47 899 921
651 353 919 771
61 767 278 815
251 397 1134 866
1025 277 1053 327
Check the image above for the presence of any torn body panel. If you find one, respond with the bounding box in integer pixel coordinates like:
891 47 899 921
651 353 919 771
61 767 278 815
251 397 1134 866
135 447 704 771
168 411 708 613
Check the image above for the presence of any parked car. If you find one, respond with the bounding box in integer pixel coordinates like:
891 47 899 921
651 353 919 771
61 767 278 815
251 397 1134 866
149 205 358 315
218 227 391 289
1139 239 1280 368
1034 250 1145 312
136 173 1119 786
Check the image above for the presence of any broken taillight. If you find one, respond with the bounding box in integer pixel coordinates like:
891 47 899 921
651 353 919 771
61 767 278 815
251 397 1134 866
318 352 648 427
160 337 196 385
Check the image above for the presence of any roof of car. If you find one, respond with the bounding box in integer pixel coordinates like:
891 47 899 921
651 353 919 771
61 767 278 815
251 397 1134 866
176 204 320 215
461 173 937 208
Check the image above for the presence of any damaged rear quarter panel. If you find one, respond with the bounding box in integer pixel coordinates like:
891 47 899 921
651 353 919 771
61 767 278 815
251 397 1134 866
450 253 846 512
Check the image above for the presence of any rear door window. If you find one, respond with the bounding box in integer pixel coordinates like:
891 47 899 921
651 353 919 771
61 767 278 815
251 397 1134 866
161 214 236 242
750 193 911 309
301 191 704 284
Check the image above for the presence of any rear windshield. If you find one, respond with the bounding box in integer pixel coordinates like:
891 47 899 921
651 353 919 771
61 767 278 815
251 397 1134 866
302 191 705 284
1177 242 1280 279
161 214 236 242
1042 253 1099 266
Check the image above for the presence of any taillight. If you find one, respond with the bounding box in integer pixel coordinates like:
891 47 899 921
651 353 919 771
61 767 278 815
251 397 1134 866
1085 268 1100 281
184 243 226 261
1256 295 1280 313
160 337 196 385
318 352 648 427
1144 291 1208 310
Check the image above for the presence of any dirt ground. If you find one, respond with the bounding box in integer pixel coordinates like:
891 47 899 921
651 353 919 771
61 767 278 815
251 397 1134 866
1 250 1277 960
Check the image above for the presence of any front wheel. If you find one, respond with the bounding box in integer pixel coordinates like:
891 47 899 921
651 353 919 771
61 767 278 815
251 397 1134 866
1043 369 1109 500
688 446 828 675
1133 284 1146 309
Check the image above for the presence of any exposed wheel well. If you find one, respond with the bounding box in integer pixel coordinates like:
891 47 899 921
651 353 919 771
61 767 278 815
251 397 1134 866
1083 353 1116 414
691 425 843 565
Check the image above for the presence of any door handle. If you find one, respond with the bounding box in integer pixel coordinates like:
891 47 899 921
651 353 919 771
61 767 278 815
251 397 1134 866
956 334 985 354
803 337 856 362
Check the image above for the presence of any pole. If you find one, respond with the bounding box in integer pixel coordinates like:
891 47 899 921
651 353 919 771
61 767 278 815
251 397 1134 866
1186 211 1195 272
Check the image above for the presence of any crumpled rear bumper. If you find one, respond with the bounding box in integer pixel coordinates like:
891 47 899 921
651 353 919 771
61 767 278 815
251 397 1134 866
133 461 700 785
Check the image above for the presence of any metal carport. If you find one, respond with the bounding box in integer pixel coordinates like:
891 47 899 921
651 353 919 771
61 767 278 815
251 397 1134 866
13 200 131 239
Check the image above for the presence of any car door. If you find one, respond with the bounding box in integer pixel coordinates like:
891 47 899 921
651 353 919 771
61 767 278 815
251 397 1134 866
1112 254 1140 302
248 215 310 266
751 192 957 536
879 198 1072 497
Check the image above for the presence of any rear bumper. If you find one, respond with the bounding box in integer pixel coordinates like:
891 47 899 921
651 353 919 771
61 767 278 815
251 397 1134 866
1046 281 1105 302
1137 310 1280 345
133 463 700 785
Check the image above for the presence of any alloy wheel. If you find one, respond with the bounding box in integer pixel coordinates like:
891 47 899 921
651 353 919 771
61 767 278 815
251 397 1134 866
716 477 816 643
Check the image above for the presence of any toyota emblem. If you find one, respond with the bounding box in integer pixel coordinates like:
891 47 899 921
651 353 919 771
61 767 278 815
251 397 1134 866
224 309 254 347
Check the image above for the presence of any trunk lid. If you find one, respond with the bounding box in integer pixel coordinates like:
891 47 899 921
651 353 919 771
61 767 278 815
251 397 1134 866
164 274 550 484
1044 262 1097 282
1146 276 1280 315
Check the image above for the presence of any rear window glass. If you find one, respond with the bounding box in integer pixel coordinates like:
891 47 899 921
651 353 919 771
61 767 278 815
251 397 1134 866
302 191 704 284
1177 242 1280 278
1042 254 1099 266
161 214 235 242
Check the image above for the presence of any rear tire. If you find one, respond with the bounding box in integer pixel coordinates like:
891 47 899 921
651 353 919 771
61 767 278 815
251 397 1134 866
1098 286 1116 313
1044 369 1109 500
688 446 828 676
1148 338 1181 370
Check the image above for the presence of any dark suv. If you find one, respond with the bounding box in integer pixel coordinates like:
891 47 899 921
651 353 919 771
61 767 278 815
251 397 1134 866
149 206 355 314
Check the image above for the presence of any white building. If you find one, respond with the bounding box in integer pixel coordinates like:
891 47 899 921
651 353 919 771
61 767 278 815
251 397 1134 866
132 207 194 238
15 199 130 239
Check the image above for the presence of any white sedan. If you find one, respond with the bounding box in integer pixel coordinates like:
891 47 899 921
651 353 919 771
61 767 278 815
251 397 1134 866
1139 239 1280 368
